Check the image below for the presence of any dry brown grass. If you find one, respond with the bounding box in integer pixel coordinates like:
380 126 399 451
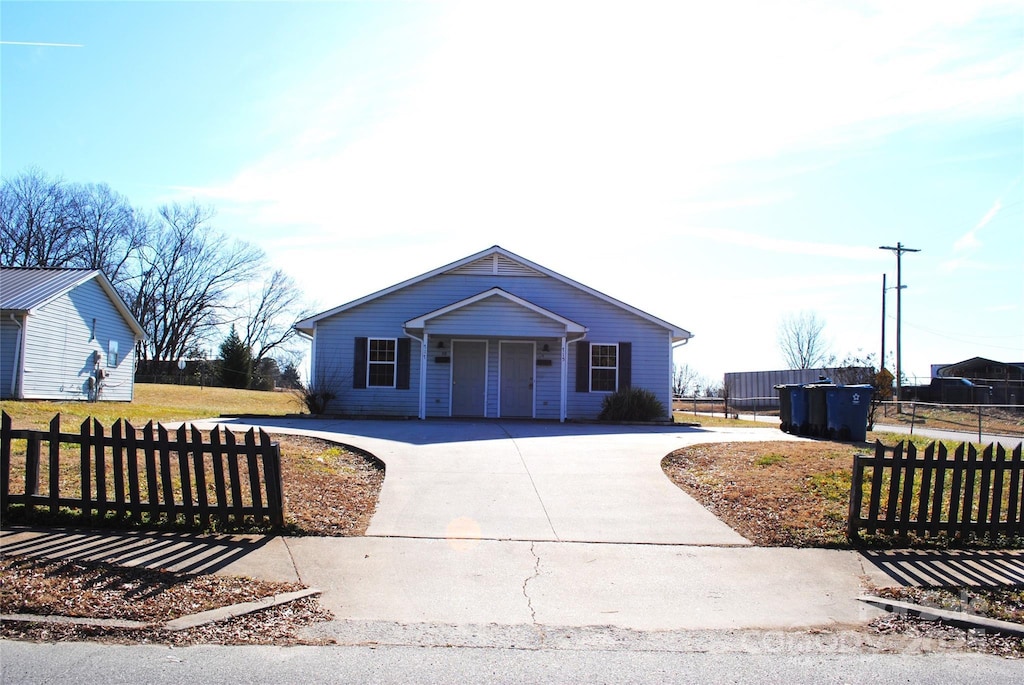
1 383 302 430
2 432 383 537
662 440 858 547
0 555 332 645
275 434 383 536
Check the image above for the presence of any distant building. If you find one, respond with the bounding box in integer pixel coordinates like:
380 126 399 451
1 268 145 401
926 357 1023 405
724 366 873 410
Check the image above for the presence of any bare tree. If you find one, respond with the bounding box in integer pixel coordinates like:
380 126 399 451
0 168 77 267
672 363 700 396
67 182 150 287
126 202 264 363
778 311 832 369
238 268 308 370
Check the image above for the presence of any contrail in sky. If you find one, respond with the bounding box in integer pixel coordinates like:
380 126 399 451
1 41 84 47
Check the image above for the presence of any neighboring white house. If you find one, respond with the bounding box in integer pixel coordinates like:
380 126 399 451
295 246 693 421
0 267 146 401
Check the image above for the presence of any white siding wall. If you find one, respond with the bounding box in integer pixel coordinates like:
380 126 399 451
0 316 22 399
18 279 136 401
313 272 674 419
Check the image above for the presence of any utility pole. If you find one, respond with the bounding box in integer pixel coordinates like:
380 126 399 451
879 242 920 411
881 275 906 373
881 274 886 374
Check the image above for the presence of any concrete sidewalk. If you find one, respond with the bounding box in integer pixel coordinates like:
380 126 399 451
5 527 1023 637
0 527 890 632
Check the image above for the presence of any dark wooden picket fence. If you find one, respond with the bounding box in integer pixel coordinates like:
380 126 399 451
0 412 284 529
848 440 1024 541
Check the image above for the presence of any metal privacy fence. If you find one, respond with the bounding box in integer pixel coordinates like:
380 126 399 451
1 412 284 529
848 440 1024 542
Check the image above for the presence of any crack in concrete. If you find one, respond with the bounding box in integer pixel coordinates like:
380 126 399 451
523 541 540 623
523 541 547 645
282 537 304 585
498 422 560 541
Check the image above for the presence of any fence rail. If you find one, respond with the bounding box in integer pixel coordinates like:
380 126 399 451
878 401 1024 441
0 412 284 529
848 440 1024 541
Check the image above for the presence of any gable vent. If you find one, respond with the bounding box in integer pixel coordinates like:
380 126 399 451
450 254 543 277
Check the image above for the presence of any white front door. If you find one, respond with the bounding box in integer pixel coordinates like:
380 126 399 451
500 342 534 418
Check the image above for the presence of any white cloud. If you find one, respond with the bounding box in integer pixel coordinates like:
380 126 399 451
187 0 1022 246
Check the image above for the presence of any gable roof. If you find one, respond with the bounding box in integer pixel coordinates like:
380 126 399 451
0 267 146 339
296 245 693 341
404 287 588 333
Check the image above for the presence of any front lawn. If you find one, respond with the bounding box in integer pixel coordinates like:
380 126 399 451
662 432 1024 549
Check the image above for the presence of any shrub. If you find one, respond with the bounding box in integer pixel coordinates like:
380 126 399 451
598 387 666 422
293 380 336 414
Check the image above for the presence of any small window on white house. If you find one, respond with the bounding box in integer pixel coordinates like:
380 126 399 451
90 319 97 341
590 344 618 392
108 340 119 367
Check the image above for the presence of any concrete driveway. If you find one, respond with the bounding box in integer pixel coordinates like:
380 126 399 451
209 418 806 546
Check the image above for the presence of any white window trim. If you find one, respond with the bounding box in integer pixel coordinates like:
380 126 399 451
367 337 398 388
590 342 618 393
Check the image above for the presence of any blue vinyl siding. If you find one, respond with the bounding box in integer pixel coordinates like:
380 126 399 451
0 317 21 398
311 271 675 419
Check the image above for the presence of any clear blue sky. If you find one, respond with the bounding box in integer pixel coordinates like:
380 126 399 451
3 0 1022 385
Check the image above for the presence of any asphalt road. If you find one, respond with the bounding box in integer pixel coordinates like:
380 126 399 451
2 637 1019 684
718 412 1023 449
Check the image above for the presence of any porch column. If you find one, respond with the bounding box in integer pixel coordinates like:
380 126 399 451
560 336 567 422
419 332 429 420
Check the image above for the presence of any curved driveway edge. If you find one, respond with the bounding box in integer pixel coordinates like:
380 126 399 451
203 418 806 546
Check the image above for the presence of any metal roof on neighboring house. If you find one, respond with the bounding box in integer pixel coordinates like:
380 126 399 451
0 267 146 339
0 267 97 312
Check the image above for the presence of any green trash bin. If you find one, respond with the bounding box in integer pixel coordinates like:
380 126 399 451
775 384 810 435
805 384 830 437
825 385 873 442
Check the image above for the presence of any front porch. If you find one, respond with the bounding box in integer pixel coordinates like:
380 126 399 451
403 288 587 421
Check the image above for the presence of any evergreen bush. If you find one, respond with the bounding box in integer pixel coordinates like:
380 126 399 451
598 387 666 422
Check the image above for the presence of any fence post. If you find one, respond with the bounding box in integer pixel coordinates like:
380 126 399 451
25 433 41 499
847 453 865 541
93 419 107 521
978 406 983 444
1 412 12 512
79 418 92 520
48 414 61 515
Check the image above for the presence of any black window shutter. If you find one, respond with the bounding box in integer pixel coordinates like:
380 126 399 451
618 342 632 389
575 341 590 392
396 338 411 389
353 337 367 389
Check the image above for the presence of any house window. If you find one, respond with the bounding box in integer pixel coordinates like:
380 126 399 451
591 344 618 392
367 338 397 387
108 340 119 367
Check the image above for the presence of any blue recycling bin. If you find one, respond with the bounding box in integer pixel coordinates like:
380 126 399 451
775 384 809 435
825 384 873 442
